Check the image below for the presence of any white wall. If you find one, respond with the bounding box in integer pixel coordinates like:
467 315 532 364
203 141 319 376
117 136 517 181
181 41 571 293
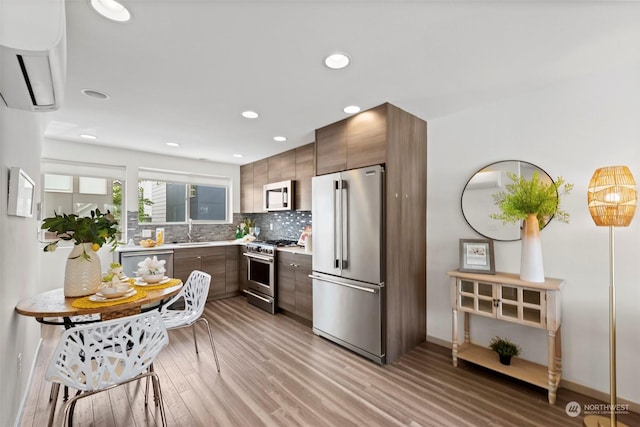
427 63 640 404
0 106 45 424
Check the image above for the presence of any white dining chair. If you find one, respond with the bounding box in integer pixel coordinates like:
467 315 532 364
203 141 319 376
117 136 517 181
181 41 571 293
158 270 221 371
45 311 169 427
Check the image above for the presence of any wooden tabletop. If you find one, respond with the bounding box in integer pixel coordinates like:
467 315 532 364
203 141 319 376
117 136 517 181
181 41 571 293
15 281 182 320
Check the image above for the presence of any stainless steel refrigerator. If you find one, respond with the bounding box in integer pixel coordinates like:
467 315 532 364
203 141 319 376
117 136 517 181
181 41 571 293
310 165 385 364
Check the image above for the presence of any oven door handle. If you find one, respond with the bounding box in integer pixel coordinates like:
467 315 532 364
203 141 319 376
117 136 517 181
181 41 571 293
244 289 272 303
243 253 274 263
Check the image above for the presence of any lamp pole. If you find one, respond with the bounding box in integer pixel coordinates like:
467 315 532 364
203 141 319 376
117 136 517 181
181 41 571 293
608 225 616 427
584 165 636 427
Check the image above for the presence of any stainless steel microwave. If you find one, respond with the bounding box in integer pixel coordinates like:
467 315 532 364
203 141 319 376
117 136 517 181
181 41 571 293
263 180 294 211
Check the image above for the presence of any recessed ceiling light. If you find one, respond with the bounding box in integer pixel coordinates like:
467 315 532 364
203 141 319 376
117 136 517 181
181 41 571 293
80 134 97 140
166 142 180 147
242 111 259 119
273 136 287 142
343 105 361 114
324 52 350 69
233 154 244 158
89 0 132 23
81 88 110 99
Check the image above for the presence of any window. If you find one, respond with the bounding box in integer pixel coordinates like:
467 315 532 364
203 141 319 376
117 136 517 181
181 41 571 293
41 160 126 240
43 174 121 219
138 169 230 224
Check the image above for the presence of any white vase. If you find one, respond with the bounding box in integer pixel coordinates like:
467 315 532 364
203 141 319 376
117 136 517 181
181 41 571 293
64 243 102 297
520 213 545 283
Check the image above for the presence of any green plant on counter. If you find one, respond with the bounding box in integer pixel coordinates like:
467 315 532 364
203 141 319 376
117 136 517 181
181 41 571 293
489 336 521 358
237 218 255 237
490 171 573 229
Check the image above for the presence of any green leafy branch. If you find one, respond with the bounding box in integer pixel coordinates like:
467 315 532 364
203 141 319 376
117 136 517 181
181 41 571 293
41 209 119 258
490 171 573 229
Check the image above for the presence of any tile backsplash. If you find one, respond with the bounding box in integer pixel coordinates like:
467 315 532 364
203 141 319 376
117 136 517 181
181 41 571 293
127 210 311 244
243 211 312 242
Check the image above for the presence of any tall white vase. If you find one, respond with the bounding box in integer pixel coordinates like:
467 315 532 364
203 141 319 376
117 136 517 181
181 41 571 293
520 213 545 283
64 243 102 297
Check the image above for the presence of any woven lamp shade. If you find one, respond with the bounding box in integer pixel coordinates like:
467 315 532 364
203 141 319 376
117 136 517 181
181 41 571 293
587 165 637 227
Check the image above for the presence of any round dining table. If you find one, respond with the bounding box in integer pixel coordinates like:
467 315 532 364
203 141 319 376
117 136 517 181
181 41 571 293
15 279 183 325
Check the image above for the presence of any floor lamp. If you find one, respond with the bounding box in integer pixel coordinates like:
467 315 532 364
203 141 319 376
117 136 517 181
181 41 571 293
585 165 637 427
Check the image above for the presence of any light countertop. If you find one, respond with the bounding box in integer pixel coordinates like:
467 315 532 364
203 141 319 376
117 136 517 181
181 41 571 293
116 240 312 256
277 246 312 256
116 240 245 252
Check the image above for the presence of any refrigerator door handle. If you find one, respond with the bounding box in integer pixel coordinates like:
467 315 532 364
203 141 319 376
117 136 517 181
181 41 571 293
341 179 348 269
334 179 342 270
309 274 379 294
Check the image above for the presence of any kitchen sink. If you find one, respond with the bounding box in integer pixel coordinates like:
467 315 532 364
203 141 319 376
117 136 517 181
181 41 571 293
176 242 213 247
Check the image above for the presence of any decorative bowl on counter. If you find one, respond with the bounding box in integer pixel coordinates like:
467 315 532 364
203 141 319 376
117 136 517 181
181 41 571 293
139 239 157 248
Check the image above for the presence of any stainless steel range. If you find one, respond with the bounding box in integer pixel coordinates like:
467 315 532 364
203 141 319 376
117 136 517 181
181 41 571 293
243 239 299 314
244 241 277 314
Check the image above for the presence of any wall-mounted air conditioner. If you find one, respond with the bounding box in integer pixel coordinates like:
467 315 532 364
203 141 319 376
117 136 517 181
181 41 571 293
0 43 66 112
0 0 66 112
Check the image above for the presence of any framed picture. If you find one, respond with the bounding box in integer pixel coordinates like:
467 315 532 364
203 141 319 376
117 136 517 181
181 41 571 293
7 167 35 218
459 238 495 274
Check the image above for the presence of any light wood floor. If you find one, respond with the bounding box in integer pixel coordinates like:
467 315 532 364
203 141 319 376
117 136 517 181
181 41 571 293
20 296 640 427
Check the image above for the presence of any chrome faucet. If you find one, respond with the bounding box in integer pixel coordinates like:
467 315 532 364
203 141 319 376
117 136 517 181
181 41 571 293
187 218 193 242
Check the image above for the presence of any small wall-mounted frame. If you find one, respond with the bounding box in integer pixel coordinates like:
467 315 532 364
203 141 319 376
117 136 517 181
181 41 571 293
459 238 495 274
7 167 35 217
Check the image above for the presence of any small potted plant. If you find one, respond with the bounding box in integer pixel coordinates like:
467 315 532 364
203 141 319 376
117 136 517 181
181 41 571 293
489 336 521 365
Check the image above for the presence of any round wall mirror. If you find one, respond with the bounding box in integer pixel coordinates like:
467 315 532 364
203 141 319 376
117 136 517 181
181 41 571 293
461 160 554 242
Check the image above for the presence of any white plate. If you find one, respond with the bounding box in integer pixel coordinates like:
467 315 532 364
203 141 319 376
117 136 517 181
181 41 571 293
89 288 136 302
134 277 170 286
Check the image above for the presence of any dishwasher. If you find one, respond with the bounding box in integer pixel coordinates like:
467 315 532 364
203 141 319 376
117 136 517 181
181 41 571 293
119 250 174 279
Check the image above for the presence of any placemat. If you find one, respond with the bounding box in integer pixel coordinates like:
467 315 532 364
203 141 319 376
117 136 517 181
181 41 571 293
72 289 147 309
129 278 182 291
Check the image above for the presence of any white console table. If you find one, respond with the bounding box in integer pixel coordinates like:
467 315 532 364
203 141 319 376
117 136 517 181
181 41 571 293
448 270 564 404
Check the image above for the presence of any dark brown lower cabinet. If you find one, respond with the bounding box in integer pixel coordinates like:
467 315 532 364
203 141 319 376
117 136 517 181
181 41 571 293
277 251 312 323
173 245 241 301
239 245 249 292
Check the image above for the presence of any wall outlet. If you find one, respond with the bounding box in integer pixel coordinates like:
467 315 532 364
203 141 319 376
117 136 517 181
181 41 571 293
270 223 273 231
17 353 22 373
142 229 152 238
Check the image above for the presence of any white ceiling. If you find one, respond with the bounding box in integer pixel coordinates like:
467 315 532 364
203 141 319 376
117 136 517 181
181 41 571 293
44 1 640 165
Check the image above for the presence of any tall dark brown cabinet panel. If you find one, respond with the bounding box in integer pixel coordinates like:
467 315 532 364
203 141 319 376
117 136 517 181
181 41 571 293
385 104 427 363
240 163 254 213
252 159 268 213
315 119 347 175
295 142 315 211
